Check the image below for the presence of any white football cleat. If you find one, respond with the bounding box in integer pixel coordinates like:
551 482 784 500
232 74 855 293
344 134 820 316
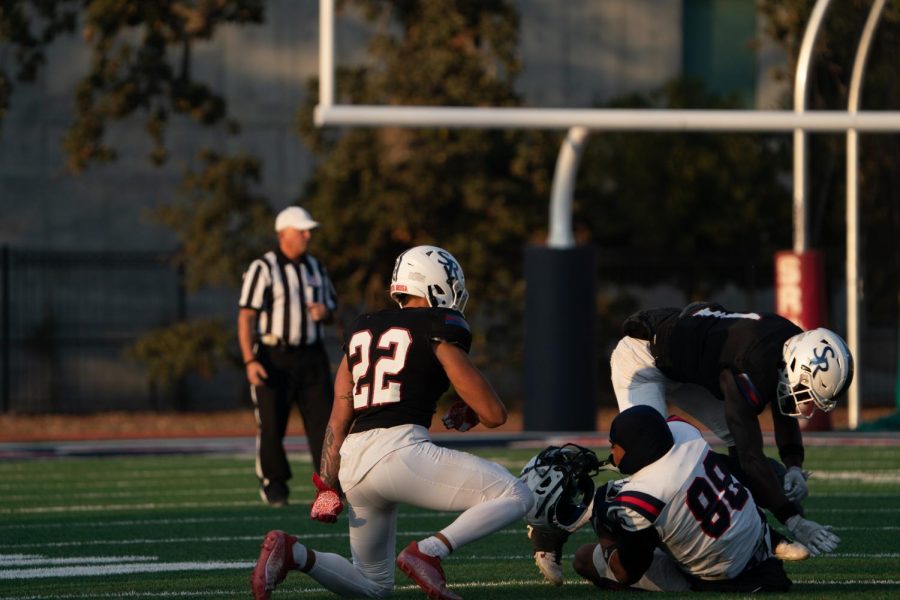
775 539 810 561
534 551 564 586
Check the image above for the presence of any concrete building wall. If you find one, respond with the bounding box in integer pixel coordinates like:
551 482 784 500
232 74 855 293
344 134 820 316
0 1 707 253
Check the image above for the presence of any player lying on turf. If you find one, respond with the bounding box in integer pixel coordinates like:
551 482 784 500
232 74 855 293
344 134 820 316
522 406 822 592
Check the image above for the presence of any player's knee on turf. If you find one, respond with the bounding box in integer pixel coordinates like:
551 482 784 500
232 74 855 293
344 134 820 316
572 543 600 581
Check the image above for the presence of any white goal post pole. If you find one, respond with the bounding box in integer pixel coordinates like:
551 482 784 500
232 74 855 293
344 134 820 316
315 105 900 132
845 0 888 430
793 0 833 254
548 127 590 249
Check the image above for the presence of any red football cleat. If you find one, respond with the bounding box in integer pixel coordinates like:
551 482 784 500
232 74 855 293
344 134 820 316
396 541 462 600
251 530 298 600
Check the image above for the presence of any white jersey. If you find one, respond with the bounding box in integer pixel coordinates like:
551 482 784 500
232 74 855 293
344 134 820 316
608 420 763 580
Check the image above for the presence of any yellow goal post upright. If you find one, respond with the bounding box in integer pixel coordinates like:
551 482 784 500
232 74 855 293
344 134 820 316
314 0 900 430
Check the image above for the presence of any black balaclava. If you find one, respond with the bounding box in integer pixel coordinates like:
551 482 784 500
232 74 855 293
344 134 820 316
609 405 675 475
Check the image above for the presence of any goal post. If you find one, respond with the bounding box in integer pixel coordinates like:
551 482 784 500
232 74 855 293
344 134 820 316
315 0 900 431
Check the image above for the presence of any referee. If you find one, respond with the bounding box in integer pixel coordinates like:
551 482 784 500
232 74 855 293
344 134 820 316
238 206 337 507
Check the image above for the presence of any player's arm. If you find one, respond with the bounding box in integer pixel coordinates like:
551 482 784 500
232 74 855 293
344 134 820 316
601 527 659 586
720 370 799 524
772 406 804 469
434 341 507 428
319 355 355 492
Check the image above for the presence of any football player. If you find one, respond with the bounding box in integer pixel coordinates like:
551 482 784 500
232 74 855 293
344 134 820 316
609 302 850 555
571 406 794 592
251 245 533 600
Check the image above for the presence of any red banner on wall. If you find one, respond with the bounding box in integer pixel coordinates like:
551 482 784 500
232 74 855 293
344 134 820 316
774 250 826 331
774 249 832 431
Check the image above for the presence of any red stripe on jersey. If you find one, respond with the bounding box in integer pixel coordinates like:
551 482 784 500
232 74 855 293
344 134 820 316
617 494 662 518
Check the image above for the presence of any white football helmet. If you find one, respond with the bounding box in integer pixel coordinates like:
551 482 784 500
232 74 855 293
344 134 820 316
777 328 854 419
520 444 599 533
390 245 469 313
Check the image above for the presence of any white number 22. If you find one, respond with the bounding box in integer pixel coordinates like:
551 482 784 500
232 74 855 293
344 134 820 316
348 328 412 409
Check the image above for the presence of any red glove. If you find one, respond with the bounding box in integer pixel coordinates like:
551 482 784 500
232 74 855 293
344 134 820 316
310 473 344 523
441 400 480 432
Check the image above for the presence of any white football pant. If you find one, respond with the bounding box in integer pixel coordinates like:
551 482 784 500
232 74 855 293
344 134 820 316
306 438 533 598
610 336 735 447
591 544 691 592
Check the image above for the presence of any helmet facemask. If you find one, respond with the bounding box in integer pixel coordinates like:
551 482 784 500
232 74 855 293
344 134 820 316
776 367 832 419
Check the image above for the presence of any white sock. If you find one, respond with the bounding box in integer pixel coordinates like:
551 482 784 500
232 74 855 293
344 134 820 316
417 536 451 559
292 542 308 570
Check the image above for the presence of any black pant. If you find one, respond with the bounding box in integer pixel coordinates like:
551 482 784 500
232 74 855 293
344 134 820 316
690 557 791 593
252 343 333 487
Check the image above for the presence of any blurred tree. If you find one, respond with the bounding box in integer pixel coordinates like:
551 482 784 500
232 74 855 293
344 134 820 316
577 78 791 300
153 150 272 292
297 0 559 377
0 1 271 402
0 0 264 169
758 0 900 326
0 1 79 131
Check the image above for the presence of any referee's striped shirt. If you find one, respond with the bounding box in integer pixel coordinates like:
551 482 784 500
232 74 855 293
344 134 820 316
239 250 338 346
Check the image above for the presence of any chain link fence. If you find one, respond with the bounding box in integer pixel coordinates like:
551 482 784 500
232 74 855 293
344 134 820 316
0 246 895 415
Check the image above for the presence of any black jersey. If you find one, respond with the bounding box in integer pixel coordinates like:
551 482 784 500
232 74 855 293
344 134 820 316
650 304 802 413
344 307 472 433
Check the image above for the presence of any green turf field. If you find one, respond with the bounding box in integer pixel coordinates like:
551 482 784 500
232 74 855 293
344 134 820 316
1 442 899 599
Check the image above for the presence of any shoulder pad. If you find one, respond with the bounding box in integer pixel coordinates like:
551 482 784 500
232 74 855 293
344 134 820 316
679 301 725 318
430 309 472 353
622 307 679 340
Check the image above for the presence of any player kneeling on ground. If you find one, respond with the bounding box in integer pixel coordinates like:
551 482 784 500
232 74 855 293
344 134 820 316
250 246 533 600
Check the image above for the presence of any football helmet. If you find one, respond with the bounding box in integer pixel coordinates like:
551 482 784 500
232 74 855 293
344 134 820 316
777 328 854 418
390 245 469 313
520 444 600 533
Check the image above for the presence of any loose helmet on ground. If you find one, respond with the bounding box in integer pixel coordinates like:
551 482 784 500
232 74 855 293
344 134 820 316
520 444 600 533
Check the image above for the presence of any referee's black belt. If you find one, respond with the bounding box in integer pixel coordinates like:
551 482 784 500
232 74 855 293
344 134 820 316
259 336 322 351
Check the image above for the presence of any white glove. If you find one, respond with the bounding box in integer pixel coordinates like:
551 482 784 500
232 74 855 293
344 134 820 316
783 466 810 502
786 515 840 556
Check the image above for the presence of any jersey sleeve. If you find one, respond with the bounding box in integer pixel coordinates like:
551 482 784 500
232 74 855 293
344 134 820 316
730 370 767 415
609 488 666 533
239 258 270 310
430 309 472 353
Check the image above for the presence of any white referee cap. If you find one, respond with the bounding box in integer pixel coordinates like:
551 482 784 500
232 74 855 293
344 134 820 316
275 206 320 232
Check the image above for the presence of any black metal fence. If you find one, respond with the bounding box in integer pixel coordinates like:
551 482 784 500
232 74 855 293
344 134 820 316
0 246 895 414
0 248 187 413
